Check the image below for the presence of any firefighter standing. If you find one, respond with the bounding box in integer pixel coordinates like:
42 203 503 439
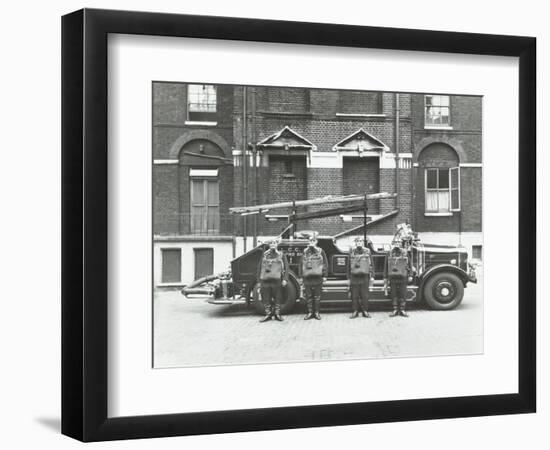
385 245 410 317
300 235 328 320
348 237 374 319
257 239 289 323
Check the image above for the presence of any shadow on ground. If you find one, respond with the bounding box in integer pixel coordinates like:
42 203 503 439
35 417 61 433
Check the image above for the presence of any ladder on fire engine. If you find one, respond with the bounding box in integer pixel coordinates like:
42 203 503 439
229 192 397 241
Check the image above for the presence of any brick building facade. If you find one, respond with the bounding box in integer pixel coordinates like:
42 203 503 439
153 82 482 287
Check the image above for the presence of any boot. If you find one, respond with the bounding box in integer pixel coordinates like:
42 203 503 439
313 298 321 320
389 307 399 317
399 302 408 317
350 311 359 319
313 297 321 320
259 305 272 322
361 310 371 318
304 300 314 320
273 305 284 321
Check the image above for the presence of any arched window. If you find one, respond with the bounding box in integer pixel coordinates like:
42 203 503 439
418 143 460 214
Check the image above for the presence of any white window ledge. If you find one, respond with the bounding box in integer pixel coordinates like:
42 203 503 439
424 212 453 217
424 125 453 130
185 120 218 126
336 113 386 118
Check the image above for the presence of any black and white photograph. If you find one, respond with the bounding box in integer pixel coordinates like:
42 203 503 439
152 83 483 368
1 0 544 447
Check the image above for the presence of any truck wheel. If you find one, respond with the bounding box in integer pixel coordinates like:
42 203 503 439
423 272 464 310
251 281 298 315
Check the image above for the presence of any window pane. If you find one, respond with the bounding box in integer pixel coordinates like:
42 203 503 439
207 180 219 205
450 166 459 187
188 84 217 113
191 206 204 232
426 191 438 211
439 169 450 189
207 206 220 232
440 108 450 124
191 180 205 205
425 96 432 106
438 190 450 212
451 188 460 211
439 96 449 106
472 245 482 260
426 169 438 189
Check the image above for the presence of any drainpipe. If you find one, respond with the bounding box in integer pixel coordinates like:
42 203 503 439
242 86 248 253
395 93 400 214
251 87 258 248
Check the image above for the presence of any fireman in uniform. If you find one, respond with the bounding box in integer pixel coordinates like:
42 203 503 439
257 238 289 322
384 245 410 317
300 234 328 320
347 237 374 318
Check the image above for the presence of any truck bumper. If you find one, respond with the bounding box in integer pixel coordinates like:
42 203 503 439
206 297 246 306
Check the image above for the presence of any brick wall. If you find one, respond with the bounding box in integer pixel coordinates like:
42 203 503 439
411 94 482 132
266 87 310 113
343 157 380 213
413 145 480 233
152 84 480 243
338 91 381 114
153 165 179 234
153 83 234 159
306 168 344 235
459 167 482 231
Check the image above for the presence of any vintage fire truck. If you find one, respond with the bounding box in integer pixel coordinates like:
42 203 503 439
181 193 477 314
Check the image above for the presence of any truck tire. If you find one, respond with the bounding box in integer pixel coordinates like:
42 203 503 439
423 272 464 310
251 280 298 315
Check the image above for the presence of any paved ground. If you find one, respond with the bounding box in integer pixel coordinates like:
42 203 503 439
154 271 483 368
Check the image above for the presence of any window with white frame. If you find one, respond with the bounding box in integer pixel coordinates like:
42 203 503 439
187 84 217 122
425 167 460 213
425 95 450 127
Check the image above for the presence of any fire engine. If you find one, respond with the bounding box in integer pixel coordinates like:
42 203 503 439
181 192 477 314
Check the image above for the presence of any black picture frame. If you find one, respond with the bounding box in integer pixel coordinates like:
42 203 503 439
61 8 536 442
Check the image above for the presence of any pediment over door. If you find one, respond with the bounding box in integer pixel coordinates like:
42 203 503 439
332 128 388 155
257 126 316 152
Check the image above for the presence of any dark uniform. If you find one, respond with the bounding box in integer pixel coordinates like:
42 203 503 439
300 244 328 320
347 245 374 318
257 248 289 322
385 247 410 317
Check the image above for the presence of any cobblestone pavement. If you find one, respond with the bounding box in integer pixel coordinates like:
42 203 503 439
154 272 483 368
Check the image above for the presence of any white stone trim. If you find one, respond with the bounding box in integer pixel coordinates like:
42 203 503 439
153 159 179 165
424 125 454 130
459 163 483 167
339 149 382 157
424 212 453 217
379 153 396 169
332 127 389 153
184 120 218 126
335 113 386 118
189 168 218 177
257 125 315 148
308 151 342 169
